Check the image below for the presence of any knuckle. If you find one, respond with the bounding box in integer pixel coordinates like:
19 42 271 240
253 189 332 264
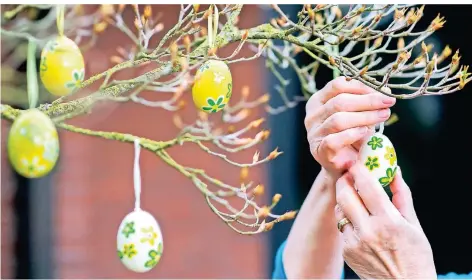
320 135 336 151
331 96 347 112
358 229 377 244
328 114 344 132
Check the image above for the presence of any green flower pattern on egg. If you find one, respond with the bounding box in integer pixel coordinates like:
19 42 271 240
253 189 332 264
359 132 398 190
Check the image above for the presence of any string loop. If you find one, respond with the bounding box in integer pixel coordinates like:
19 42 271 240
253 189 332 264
56 5 65 36
133 138 141 211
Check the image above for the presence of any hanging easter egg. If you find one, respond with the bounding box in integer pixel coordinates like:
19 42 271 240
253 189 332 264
192 59 233 113
359 132 398 189
117 209 164 273
40 35 85 97
7 109 60 178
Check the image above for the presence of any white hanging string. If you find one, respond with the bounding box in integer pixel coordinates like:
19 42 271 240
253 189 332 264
377 121 385 135
134 138 141 211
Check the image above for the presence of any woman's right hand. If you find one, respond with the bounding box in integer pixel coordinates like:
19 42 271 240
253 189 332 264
305 76 396 178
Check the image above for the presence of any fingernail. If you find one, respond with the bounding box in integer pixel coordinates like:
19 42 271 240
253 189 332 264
378 109 390 118
382 96 396 105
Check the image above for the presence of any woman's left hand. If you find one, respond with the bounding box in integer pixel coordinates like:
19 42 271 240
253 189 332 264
335 163 437 279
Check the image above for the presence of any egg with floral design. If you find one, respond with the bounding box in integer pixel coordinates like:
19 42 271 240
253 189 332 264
7 109 60 178
192 59 233 113
117 209 163 273
359 132 398 189
40 35 85 96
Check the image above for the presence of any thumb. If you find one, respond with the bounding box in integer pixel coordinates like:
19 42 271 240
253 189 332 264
390 167 421 227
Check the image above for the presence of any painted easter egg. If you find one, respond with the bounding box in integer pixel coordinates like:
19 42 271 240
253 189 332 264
192 59 233 113
7 109 60 178
40 35 85 96
359 132 398 189
117 209 163 273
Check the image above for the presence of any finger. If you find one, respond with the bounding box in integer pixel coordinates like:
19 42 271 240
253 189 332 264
352 126 375 151
320 126 369 154
349 163 400 217
318 109 391 136
318 77 374 104
334 204 354 234
390 167 421 226
335 173 370 227
334 204 360 250
321 92 396 122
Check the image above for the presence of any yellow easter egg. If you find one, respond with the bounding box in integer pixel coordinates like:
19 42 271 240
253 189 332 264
359 132 398 189
192 59 233 113
40 35 85 96
7 109 60 178
117 210 164 273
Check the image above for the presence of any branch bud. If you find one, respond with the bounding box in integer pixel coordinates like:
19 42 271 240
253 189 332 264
193 4 200 12
93 21 108 34
154 23 164 33
240 167 249 182
268 147 283 160
264 222 275 232
279 211 297 221
177 100 186 110
250 118 265 129
170 41 178 63
257 93 270 103
270 18 279 27
134 17 140 30
252 184 264 196
258 130 270 141
373 36 383 48
356 5 366 15
315 4 326 10
441 45 452 59
426 53 437 74
241 29 249 40
452 49 461 65
110 55 124 64
397 37 405 50
331 6 342 19
351 25 363 35
329 56 336 66
308 10 315 21
359 66 368 76
272 194 282 205
207 47 217 56
203 6 212 19
252 151 260 163
429 14 446 31
117 4 125 13
257 206 269 219
315 13 324 25
373 13 383 23
184 35 191 53
100 4 115 17
143 5 152 19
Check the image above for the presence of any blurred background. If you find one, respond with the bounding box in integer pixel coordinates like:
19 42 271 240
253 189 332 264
1 4 471 279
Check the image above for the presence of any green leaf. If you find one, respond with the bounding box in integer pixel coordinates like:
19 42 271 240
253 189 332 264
27 39 39 109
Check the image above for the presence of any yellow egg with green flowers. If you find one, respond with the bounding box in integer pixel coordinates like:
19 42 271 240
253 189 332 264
40 35 85 96
7 109 60 178
192 59 233 113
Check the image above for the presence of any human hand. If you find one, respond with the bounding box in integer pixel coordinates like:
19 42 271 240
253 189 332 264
335 164 436 279
305 77 396 178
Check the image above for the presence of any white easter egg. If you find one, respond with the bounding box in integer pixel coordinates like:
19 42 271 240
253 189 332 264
359 132 398 189
117 209 163 273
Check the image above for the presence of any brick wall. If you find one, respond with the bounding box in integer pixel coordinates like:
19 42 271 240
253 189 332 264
2 5 271 278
